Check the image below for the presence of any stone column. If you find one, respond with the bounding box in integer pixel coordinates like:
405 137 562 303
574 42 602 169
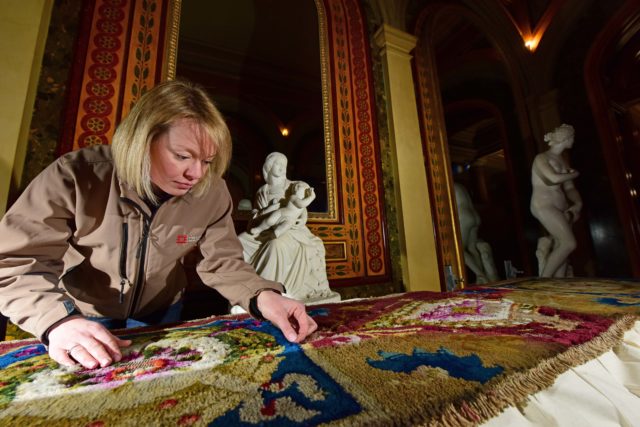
0 0 52 214
374 24 441 292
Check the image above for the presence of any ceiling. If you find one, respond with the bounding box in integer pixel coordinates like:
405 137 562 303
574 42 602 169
430 12 506 165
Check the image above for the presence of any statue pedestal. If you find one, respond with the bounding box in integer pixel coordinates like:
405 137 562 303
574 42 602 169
295 290 342 305
229 305 248 315
230 291 342 316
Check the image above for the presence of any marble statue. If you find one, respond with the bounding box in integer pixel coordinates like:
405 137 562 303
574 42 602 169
249 181 315 238
454 182 499 284
530 124 582 277
238 152 340 305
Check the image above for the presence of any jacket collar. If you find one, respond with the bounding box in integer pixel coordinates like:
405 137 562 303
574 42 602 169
117 179 152 216
117 178 195 216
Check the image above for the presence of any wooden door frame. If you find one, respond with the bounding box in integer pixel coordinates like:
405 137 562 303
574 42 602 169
585 0 640 277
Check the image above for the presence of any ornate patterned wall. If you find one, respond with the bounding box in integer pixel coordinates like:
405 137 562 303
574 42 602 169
308 0 389 285
59 0 167 153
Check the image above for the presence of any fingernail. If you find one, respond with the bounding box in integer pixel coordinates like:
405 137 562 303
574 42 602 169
100 359 111 367
286 333 297 342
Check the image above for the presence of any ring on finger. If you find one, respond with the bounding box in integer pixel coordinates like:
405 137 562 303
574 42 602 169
67 344 83 354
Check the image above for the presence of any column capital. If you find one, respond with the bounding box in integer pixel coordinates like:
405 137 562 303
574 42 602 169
373 24 417 55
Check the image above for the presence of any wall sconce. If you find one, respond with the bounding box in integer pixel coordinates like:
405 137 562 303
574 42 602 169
281 127 290 137
524 37 538 51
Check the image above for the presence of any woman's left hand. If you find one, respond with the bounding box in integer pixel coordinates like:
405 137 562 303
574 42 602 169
256 291 318 342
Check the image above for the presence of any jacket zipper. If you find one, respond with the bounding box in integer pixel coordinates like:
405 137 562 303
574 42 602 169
121 198 154 317
119 222 131 303
129 216 151 315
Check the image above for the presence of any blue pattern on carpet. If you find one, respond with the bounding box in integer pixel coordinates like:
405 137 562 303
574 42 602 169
596 297 640 307
210 322 361 426
367 347 504 384
0 345 46 369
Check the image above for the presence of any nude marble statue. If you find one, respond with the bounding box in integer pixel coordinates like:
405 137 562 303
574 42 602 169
530 124 582 277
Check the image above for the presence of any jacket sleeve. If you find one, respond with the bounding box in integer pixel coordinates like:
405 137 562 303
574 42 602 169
196 183 284 312
0 158 80 340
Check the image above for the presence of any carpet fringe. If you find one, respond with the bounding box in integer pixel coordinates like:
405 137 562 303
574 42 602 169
423 315 638 427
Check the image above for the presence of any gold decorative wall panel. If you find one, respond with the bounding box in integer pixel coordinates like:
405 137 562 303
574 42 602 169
121 0 163 117
307 0 388 282
413 24 465 287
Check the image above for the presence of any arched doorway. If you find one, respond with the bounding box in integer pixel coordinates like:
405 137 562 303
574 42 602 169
585 0 640 276
413 3 530 287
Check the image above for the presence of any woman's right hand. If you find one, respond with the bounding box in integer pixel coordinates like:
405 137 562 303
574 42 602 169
256 291 318 343
47 316 131 369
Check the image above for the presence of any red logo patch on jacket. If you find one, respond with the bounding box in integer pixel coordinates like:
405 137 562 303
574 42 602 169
176 234 199 244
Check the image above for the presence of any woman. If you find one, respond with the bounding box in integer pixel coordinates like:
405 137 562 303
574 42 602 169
530 123 582 277
0 80 317 370
238 153 331 302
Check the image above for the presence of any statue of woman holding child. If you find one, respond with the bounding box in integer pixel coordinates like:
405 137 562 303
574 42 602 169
238 152 340 304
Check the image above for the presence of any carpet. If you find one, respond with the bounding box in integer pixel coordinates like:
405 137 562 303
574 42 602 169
1 279 638 426
467 278 640 316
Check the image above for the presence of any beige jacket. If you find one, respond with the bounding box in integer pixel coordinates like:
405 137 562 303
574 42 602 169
0 145 282 340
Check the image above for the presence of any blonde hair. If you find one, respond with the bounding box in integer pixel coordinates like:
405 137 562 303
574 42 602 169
111 80 231 204
544 124 575 146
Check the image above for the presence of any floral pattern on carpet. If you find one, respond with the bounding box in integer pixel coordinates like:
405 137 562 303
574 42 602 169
1 279 638 426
